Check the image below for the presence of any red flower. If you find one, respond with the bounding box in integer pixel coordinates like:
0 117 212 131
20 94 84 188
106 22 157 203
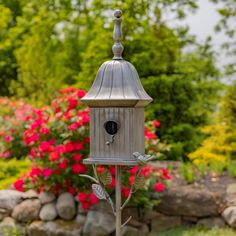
141 166 152 178
65 142 75 152
68 122 80 131
5 135 13 142
129 165 138 175
40 141 52 152
109 166 116 176
42 168 53 178
68 97 78 109
40 127 50 134
29 148 37 158
89 193 99 204
129 176 135 186
14 179 24 192
49 152 60 161
109 177 116 188
77 90 86 99
72 163 87 174
77 192 88 202
55 144 65 154
68 186 77 196
58 159 68 170
61 87 76 94
83 137 90 144
154 182 165 192
122 186 130 198
81 202 90 210
81 113 89 124
29 167 41 177
144 129 156 140
96 167 105 173
74 141 83 151
72 154 82 162
152 120 161 127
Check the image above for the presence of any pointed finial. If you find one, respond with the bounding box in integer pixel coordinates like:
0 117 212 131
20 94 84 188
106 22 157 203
112 9 123 60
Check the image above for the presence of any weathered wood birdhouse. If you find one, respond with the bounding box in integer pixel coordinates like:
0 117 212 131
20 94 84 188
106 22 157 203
81 10 152 165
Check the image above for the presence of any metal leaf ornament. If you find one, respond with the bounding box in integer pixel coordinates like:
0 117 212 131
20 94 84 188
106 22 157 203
92 184 106 200
134 175 145 190
99 170 112 185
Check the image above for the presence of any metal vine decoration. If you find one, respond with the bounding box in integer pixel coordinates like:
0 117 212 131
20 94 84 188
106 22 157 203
80 152 155 228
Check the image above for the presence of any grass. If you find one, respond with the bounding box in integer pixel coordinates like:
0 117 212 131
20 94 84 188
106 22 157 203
150 226 236 236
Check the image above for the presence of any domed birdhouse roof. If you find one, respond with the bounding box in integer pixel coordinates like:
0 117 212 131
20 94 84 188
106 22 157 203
81 9 152 108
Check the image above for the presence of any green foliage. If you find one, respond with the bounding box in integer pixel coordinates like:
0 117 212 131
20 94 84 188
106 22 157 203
179 162 195 184
156 225 236 236
189 84 236 167
0 0 223 159
4 227 23 236
0 158 31 189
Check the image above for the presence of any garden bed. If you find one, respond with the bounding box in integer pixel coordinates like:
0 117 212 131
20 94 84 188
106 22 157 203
1 161 236 236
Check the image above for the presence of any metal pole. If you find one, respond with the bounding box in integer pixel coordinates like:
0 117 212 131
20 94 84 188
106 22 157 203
116 165 121 236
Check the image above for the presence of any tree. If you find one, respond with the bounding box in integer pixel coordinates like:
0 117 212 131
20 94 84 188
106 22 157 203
189 84 236 165
0 0 223 159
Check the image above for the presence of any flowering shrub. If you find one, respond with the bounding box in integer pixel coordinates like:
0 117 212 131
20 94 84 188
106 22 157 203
0 98 34 159
0 87 171 210
145 120 169 158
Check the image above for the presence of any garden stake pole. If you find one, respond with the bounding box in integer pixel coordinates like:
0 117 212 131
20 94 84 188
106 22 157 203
115 165 122 236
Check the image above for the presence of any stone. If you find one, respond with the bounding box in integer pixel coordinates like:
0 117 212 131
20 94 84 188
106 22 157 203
121 225 149 236
0 217 26 236
222 206 236 227
226 184 236 205
39 191 56 204
39 202 57 221
89 200 113 214
151 213 181 233
143 210 159 223
182 216 198 223
12 199 41 222
28 220 82 236
22 190 38 199
83 211 115 236
122 207 140 221
75 214 86 226
0 190 23 211
56 192 76 220
157 186 220 217
0 208 10 221
197 217 225 228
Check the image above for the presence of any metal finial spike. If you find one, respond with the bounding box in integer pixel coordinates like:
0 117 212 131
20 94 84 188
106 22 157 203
112 9 124 60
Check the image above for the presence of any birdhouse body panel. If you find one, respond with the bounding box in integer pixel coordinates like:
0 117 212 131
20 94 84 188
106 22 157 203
84 107 144 165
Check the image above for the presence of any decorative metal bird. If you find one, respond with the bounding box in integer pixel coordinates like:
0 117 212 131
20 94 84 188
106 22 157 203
133 152 155 166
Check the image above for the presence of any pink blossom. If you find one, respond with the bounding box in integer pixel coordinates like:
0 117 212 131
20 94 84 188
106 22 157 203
72 154 82 162
77 90 86 99
14 179 24 192
42 168 53 178
77 192 88 202
154 182 165 192
40 127 50 134
49 152 60 161
29 167 41 177
68 97 78 109
58 159 68 170
5 135 13 142
89 193 99 204
68 122 80 131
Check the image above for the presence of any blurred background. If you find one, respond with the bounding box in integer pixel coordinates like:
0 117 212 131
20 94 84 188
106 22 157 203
0 0 235 162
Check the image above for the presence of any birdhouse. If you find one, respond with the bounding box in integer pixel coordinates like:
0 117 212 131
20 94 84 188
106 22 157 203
81 10 152 165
